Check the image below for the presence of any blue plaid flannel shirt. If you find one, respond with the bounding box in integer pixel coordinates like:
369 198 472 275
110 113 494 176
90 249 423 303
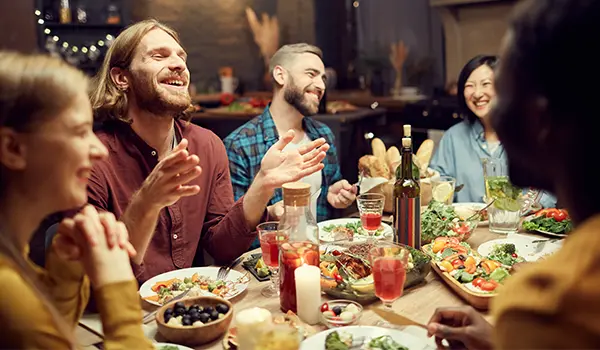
223 106 343 248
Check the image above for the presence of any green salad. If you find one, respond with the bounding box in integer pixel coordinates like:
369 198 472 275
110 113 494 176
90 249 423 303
367 336 409 350
522 215 572 234
421 200 459 243
487 243 525 266
323 221 384 236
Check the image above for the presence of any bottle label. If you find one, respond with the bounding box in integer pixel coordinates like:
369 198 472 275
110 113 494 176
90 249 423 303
394 197 421 248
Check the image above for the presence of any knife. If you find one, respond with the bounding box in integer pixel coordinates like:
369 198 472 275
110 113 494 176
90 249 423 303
372 307 427 329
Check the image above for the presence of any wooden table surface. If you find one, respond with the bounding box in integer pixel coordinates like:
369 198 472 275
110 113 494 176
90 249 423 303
77 227 544 349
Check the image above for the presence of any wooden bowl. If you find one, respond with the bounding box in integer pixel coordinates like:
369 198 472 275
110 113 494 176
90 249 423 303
156 296 233 346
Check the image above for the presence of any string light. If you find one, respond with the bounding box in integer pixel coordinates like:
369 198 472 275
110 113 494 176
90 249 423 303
34 9 115 58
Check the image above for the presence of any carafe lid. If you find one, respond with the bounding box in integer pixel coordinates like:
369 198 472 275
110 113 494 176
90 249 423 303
282 182 311 206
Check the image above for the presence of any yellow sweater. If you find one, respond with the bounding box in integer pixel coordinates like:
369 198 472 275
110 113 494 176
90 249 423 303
492 215 600 349
0 246 154 349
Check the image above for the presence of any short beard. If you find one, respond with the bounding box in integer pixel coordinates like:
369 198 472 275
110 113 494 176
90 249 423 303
283 77 318 116
130 71 191 117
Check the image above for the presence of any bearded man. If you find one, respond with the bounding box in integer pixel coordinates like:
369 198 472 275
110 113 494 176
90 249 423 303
78 21 329 283
224 44 356 250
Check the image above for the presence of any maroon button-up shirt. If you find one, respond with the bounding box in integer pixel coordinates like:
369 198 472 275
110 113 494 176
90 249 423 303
88 119 257 283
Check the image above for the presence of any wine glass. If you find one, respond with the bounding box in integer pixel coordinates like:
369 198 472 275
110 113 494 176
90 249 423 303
356 193 385 239
369 242 410 327
257 222 288 297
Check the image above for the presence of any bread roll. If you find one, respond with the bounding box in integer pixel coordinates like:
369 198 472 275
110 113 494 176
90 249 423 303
416 139 434 170
371 138 387 165
358 155 390 179
385 146 401 176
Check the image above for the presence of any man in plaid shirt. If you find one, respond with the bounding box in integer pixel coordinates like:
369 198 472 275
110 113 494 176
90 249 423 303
224 44 356 248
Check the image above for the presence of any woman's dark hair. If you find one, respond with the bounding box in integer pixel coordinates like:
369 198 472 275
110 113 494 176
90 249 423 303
457 55 499 124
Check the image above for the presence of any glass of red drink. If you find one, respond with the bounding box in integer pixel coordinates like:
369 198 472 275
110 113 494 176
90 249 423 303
357 194 385 237
369 242 410 326
279 241 319 313
257 222 289 297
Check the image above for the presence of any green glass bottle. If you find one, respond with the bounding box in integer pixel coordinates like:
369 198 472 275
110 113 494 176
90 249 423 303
393 137 421 248
395 124 421 180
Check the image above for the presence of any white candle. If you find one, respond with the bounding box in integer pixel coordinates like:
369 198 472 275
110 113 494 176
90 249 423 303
295 264 321 325
235 307 273 350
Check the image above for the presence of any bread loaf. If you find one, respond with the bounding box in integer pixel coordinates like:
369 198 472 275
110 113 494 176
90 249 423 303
358 155 390 179
416 139 434 170
385 146 401 177
371 138 387 165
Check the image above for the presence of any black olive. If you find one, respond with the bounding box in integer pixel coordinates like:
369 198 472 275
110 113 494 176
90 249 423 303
210 310 219 320
174 301 185 309
204 306 214 314
216 304 229 314
457 265 465 269
174 307 186 316
190 312 200 322
332 306 343 316
172 282 181 290
182 315 192 326
199 313 210 323
164 308 173 316
458 255 466 261
188 305 199 312
164 314 172 323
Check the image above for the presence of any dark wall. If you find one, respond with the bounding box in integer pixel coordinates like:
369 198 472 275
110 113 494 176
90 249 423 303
132 0 316 92
0 0 37 52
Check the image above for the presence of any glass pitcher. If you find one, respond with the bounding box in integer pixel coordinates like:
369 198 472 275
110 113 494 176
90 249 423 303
277 182 319 313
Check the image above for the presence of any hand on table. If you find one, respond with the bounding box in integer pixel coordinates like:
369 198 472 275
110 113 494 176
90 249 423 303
327 179 357 209
427 306 494 350
258 130 329 189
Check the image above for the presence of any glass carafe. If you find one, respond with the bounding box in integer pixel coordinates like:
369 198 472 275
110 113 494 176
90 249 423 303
278 182 319 313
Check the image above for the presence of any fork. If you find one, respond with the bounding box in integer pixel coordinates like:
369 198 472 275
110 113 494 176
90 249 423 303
355 172 365 194
142 288 192 324
217 256 243 280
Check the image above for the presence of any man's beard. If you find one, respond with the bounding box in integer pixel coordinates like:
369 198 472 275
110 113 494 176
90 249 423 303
283 78 319 116
130 71 191 117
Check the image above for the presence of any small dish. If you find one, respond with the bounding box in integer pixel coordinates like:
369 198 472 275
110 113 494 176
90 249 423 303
319 299 363 328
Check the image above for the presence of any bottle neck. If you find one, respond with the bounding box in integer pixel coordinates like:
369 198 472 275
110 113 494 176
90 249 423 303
401 146 413 179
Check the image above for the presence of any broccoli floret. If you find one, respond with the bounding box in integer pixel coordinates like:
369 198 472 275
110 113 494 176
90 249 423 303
502 243 516 255
325 331 349 350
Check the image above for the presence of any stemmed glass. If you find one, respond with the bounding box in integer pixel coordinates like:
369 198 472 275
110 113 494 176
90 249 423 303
356 193 385 239
257 222 288 297
369 242 410 327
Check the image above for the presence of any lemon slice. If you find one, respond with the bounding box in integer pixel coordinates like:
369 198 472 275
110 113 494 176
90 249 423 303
433 182 454 203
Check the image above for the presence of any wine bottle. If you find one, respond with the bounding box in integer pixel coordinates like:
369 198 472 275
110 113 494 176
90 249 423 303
395 124 421 180
393 137 421 247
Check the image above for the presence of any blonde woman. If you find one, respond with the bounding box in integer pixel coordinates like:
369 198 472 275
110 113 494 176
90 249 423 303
0 51 153 349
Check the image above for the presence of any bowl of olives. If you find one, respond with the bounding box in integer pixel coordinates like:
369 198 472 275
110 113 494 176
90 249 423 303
156 296 233 346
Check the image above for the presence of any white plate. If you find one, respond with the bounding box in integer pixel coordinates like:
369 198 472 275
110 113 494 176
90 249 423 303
477 233 562 262
452 202 489 226
300 325 435 350
318 218 393 242
139 267 249 306
521 215 569 238
153 342 194 350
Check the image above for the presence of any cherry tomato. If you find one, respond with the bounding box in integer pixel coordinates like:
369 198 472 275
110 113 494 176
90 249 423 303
219 93 235 106
480 280 499 291
331 250 342 257
320 303 329 312
451 259 464 269
512 253 518 258
334 273 344 284
472 277 486 288
553 211 567 222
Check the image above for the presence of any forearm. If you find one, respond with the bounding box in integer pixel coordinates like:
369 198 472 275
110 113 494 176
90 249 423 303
243 171 275 228
120 191 162 265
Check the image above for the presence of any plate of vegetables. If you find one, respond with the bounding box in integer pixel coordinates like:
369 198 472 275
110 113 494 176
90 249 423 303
522 208 573 237
422 237 519 309
318 219 393 242
301 326 434 350
319 241 430 303
478 234 562 262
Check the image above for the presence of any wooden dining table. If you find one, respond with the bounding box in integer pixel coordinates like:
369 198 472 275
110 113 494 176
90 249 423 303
75 226 550 349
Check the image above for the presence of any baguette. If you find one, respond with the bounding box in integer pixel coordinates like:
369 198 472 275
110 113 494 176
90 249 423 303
386 146 401 177
371 138 387 165
416 139 434 170
358 155 390 179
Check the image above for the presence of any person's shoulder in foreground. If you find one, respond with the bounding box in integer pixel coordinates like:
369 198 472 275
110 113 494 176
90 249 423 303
492 215 600 348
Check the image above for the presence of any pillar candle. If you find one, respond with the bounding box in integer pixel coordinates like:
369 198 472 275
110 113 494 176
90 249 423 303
294 264 321 324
